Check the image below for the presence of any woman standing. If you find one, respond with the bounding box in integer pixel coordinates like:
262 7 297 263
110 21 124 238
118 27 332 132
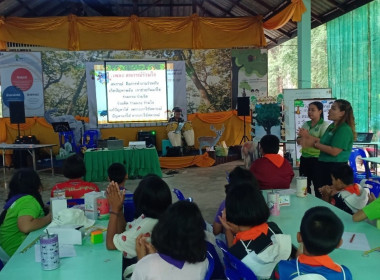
299 99 356 198
297 101 329 194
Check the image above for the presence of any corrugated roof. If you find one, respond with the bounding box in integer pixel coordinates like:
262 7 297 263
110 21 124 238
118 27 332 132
0 0 374 48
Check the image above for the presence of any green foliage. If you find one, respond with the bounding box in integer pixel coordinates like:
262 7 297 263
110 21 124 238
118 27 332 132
268 25 328 96
255 103 281 134
231 49 267 77
239 80 251 91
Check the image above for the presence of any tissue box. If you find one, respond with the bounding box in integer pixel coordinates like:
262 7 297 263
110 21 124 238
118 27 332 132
84 191 102 220
50 198 67 219
46 225 84 245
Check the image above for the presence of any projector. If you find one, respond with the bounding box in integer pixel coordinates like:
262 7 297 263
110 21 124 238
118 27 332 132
129 141 146 149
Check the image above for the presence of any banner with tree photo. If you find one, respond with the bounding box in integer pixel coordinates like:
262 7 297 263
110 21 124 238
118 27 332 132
252 96 284 141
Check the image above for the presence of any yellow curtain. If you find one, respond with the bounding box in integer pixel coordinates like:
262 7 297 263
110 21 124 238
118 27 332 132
0 1 305 50
263 0 307 30
188 110 251 123
159 152 215 169
0 117 53 142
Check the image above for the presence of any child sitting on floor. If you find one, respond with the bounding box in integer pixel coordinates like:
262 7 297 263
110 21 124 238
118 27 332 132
108 162 128 191
50 154 99 199
278 206 352 279
319 165 368 214
219 182 291 279
250 134 294 190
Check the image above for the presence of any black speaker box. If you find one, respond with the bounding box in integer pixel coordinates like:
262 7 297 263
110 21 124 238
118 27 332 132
9 101 26 124
237 97 250 116
137 131 156 147
167 146 182 157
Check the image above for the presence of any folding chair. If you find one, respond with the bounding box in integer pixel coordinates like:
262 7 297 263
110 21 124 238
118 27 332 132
172 188 193 202
215 239 257 280
205 251 215 280
349 148 380 183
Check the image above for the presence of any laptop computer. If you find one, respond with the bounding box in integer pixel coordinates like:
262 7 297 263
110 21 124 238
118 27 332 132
356 132 373 143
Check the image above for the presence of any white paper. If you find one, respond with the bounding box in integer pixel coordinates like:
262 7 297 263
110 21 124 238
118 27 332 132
277 189 296 195
340 232 370 251
35 244 77 262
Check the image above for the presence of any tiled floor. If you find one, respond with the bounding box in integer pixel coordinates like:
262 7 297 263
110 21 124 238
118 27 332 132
0 160 299 223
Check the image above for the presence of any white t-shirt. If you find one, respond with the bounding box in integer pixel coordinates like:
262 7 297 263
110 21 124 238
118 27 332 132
131 253 208 280
113 214 158 259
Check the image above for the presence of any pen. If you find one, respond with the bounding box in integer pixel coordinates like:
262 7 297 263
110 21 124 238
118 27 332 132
349 234 356 243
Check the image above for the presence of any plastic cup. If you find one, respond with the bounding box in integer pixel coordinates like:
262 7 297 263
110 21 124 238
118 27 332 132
296 177 307 197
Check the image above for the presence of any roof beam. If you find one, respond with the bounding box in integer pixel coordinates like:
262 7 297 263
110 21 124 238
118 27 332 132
140 0 163 14
207 0 235 17
16 0 38 16
82 0 116 16
227 0 292 38
324 0 346 12
133 0 139 15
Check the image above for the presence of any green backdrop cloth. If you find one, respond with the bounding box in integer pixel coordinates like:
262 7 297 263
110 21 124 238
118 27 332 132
84 147 162 182
327 0 380 136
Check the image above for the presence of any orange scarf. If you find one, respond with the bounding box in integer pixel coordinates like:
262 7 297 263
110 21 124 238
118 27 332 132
298 254 342 272
233 223 269 245
344 184 360 195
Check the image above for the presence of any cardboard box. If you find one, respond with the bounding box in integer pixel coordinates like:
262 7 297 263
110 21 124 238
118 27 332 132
50 198 67 219
84 191 102 220
45 225 84 245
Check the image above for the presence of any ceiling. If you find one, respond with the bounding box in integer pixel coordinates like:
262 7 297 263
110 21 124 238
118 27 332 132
0 0 374 48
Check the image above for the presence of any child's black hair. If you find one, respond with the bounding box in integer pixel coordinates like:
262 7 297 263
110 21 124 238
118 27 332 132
133 174 172 219
300 206 344 255
107 163 126 184
152 201 206 263
330 165 354 185
260 134 280 154
226 182 269 226
0 169 48 225
225 166 258 194
63 154 86 179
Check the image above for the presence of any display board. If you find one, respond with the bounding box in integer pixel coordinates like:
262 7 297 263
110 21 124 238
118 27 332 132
294 98 335 166
283 88 332 141
86 60 186 128
0 52 44 117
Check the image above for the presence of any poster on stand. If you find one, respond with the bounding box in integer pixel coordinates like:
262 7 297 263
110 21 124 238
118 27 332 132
0 52 44 117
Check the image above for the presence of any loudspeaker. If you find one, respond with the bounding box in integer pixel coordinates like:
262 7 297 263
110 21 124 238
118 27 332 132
237 97 250 116
137 131 156 147
9 101 25 124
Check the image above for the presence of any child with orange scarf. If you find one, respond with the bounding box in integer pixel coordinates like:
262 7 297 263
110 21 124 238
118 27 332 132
219 182 291 279
319 165 368 215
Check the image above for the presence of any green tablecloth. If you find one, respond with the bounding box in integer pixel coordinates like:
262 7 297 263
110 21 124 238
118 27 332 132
84 147 162 182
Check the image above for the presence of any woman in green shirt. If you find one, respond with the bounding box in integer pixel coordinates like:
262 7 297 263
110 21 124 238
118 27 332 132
297 101 329 194
299 99 356 198
0 169 51 257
